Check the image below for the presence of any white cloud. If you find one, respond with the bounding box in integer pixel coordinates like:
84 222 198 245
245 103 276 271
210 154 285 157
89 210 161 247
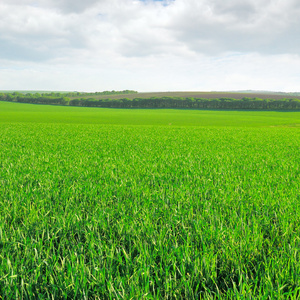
0 0 300 91
166 0 300 55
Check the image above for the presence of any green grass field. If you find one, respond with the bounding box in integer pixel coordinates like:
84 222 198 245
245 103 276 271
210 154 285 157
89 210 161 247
0 102 300 299
1 101 300 127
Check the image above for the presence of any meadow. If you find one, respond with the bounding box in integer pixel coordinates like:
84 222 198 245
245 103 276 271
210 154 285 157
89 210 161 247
0 101 300 299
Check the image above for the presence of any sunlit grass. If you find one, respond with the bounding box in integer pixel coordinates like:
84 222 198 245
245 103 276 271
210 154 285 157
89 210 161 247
0 121 300 298
1 101 300 127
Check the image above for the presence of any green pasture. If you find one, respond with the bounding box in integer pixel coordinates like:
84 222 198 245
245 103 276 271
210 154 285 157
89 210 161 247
0 102 300 299
0 101 300 127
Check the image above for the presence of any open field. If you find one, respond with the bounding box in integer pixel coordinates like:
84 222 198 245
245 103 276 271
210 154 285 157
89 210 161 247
1 102 300 298
69 91 300 100
1 101 300 127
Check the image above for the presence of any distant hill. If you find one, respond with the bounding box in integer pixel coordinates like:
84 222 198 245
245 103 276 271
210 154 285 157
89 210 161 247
226 90 300 96
2 90 300 110
73 91 300 100
2 90 300 99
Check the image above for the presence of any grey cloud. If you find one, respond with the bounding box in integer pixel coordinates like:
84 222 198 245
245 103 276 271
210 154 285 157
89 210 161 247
0 2 94 62
166 0 300 55
118 35 166 57
0 37 53 61
43 0 105 13
95 0 300 58
4 0 106 13
1 0 300 65
211 1 258 21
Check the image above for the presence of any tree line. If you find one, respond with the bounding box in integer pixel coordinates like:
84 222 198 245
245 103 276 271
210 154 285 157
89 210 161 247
1 92 300 110
68 97 300 110
0 93 69 105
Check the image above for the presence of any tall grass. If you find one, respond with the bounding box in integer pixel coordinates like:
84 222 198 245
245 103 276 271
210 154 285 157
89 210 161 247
0 123 300 298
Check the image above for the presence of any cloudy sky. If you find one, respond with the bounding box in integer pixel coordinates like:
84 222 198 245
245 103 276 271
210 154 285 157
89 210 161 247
1 0 300 92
